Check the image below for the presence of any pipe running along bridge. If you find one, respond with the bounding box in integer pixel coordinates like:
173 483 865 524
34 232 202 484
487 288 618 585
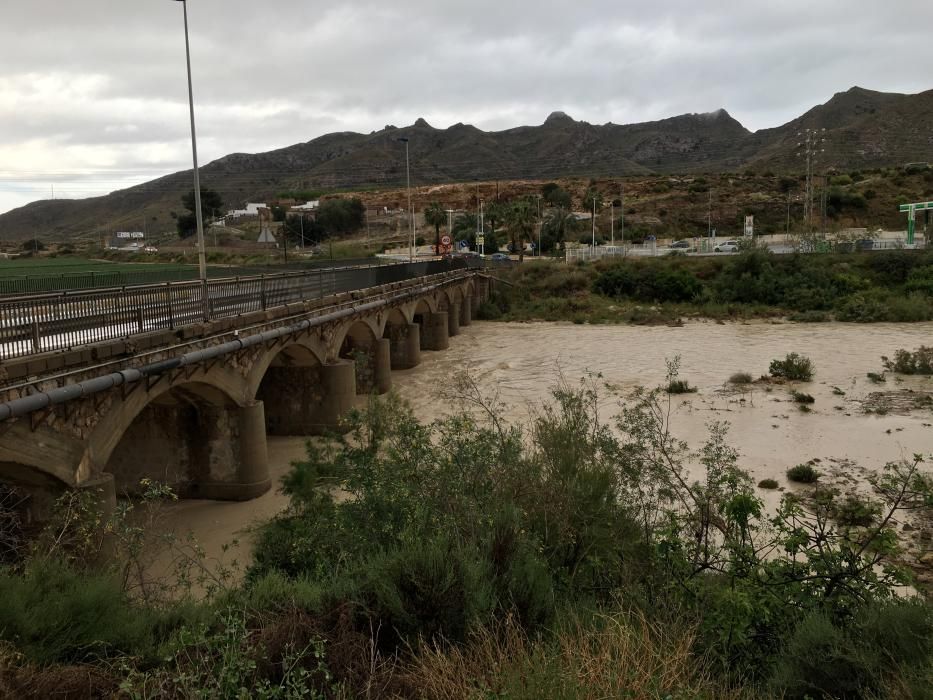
0 260 492 518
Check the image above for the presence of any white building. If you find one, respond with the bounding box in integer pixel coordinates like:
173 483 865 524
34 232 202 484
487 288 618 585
227 202 268 220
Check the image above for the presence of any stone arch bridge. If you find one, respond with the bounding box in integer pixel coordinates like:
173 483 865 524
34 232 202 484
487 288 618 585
0 265 490 516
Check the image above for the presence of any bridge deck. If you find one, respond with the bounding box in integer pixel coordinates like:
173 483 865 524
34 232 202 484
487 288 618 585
0 259 473 363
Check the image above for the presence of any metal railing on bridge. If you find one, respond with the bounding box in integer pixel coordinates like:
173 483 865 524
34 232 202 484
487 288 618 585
0 260 474 362
0 256 394 296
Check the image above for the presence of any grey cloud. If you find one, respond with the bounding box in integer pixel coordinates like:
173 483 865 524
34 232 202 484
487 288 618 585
1 0 932 213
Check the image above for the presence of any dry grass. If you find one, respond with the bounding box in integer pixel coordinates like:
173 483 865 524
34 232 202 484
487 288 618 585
395 612 752 700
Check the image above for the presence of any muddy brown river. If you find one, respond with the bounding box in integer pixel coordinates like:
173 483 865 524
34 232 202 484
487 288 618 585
149 321 933 587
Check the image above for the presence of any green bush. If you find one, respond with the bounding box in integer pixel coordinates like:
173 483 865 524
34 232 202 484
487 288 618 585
883 346 933 375
787 464 820 483
728 372 753 384
769 353 815 381
772 602 933 699
833 496 880 527
788 309 830 322
791 390 814 404
0 560 162 664
666 379 698 394
345 537 495 651
758 479 779 489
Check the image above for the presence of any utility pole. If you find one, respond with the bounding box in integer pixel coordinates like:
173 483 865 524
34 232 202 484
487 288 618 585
591 197 596 247
398 137 414 261
707 188 712 238
786 192 792 240
620 182 625 247
820 177 827 236
299 213 305 249
797 127 826 231
610 200 615 246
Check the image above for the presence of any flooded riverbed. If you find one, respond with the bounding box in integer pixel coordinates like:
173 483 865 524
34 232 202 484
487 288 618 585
153 320 933 583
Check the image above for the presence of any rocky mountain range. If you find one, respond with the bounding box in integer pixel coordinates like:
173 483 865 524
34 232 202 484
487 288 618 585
2 86 931 240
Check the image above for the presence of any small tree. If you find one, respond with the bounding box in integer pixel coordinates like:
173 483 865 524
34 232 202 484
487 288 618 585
21 238 45 253
177 187 223 238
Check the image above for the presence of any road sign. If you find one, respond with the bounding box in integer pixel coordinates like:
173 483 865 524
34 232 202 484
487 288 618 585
441 235 451 246
899 201 933 212
898 201 931 244
476 235 485 245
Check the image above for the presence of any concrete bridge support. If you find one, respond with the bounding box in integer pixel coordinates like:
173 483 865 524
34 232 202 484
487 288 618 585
459 296 472 327
447 302 461 337
374 338 392 394
385 322 421 370
258 360 357 435
473 277 490 311
419 312 449 352
107 395 271 501
312 361 357 432
339 324 392 396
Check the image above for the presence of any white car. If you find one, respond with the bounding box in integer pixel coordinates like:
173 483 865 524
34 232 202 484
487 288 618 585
714 240 739 253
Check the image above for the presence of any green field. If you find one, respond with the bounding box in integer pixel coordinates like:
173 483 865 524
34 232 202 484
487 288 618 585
0 257 198 279
0 257 203 294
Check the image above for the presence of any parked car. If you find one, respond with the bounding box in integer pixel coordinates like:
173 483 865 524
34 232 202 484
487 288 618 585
490 252 510 261
670 240 691 249
714 240 739 253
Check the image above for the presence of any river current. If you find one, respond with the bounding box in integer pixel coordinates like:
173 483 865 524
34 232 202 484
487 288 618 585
148 320 933 585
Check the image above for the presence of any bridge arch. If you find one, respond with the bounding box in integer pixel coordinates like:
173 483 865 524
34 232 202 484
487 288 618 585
95 371 267 500
383 307 419 370
335 319 391 395
252 336 358 436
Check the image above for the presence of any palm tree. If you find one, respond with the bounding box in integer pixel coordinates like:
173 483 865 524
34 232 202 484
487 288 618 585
506 198 536 261
484 200 508 243
541 206 579 252
423 202 447 254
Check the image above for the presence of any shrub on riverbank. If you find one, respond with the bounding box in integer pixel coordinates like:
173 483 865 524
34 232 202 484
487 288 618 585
770 353 815 381
489 250 933 323
0 375 930 697
884 346 933 375
787 463 820 483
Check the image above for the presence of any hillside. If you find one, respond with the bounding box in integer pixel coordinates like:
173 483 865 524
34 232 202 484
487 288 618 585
2 85 932 241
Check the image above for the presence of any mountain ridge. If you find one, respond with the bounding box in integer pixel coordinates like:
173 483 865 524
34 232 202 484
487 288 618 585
2 85 932 240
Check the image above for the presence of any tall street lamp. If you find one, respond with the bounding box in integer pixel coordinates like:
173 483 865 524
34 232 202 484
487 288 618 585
174 0 207 288
398 137 414 262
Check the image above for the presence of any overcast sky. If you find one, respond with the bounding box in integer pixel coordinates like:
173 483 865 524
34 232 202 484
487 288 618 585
1 0 931 215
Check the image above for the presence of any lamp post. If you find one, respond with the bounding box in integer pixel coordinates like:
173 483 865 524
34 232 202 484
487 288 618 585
398 137 414 262
173 0 207 288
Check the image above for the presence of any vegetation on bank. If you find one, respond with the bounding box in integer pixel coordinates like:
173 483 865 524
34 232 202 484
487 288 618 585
478 248 933 324
0 368 930 698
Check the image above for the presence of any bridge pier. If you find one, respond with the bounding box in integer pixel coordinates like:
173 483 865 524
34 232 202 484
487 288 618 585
108 395 272 501
259 360 357 435
473 277 490 310
448 302 461 337
420 311 449 352
386 322 421 370
312 361 357 432
459 296 472 327
195 402 272 500
374 338 392 394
